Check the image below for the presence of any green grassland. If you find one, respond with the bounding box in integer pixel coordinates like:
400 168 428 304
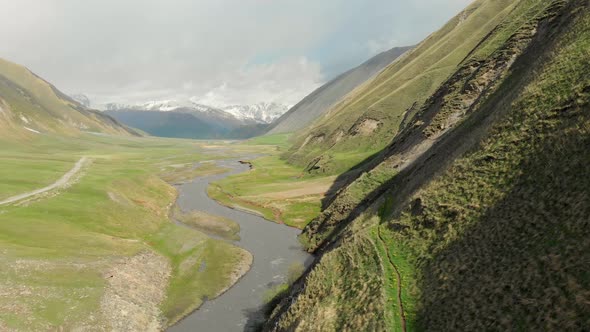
245 133 292 147
150 223 251 325
209 135 335 229
172 206 241 241
0 133 251 329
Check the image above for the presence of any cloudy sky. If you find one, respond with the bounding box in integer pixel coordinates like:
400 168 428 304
0 0 472 107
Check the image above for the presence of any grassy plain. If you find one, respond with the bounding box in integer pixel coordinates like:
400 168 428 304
0 133 251 329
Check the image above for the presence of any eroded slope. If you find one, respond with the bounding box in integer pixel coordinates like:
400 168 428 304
264 0 590 330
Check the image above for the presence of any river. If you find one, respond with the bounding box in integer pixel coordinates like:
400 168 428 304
168 158 313 331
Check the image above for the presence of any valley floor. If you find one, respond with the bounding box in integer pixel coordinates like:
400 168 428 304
208 134 339 229
0 133 272 330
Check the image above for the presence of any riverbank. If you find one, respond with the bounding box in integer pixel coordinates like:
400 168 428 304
169 158 312 332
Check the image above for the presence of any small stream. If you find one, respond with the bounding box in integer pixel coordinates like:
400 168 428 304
168 158 313 331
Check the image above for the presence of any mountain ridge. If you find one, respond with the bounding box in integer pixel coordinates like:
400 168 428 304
267 46 413 134
282 0 524 175
0 58 139 139
101 99 288 124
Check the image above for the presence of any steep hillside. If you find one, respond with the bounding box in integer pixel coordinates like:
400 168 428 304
0 58 138 139
264 0 590 330
284 0 524 175
267 46 412 134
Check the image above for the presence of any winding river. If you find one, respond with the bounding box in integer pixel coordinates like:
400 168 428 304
168 158 313 332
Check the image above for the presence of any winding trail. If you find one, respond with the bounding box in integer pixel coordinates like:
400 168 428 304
377 226 407 332
0 157 89 206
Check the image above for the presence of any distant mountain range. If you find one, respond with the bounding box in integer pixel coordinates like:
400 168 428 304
70 44 413 140
69 43 412 140
91 98 287 139
96 99 289 124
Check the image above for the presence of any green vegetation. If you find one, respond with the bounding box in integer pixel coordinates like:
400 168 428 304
267 215 386 331
374 226 417 332
209 155 333 228
246 133 291 147
266 0 590 331
382 8 590 329
0 133 251 330
151 223 251 325
284 0 520 175
172 206 240 241
0 58 136 137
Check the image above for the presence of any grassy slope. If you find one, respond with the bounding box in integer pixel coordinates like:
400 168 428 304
387 7 590 329
283 0 518 175
267 213 387 331
301 0 562 252
0 134 249 329
267 46 413 135
265 0 590 330
0 57 135 137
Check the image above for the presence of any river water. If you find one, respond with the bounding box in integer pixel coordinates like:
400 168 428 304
168 158 312 332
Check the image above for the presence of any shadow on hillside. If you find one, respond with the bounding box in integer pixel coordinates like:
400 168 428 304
320 150 385 209
258 5 578 329
416 127 590 330
306 8 564 253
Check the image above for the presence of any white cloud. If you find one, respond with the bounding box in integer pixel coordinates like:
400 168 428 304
0 0 475 107
193 56 323 107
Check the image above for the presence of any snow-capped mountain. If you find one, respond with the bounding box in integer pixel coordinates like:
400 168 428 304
102 99 289 124
103 100 189 112
221 102 289 124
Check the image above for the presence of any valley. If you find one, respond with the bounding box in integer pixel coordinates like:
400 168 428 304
0 132 310 330
102 101 287 140
1 0 589 330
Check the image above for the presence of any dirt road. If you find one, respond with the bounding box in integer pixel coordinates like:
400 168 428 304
0 157 89 206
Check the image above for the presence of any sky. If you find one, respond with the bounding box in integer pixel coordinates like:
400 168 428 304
0 0 473 108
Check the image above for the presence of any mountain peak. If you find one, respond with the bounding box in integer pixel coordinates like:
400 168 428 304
221 102 289 124
102 99 290 124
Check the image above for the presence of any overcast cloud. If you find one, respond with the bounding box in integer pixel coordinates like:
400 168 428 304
0 0 473 107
